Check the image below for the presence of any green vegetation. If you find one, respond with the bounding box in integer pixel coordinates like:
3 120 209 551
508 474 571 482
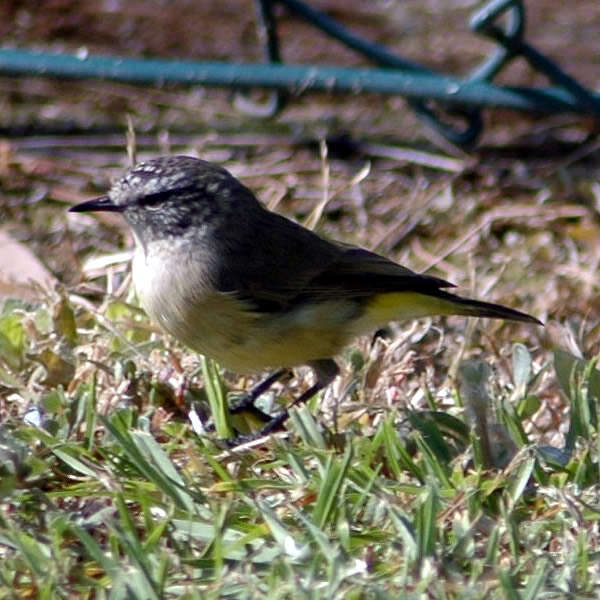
0 289 599 598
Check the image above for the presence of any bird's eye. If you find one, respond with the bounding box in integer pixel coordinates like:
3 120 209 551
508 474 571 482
138 190 171 209
136 183 198 210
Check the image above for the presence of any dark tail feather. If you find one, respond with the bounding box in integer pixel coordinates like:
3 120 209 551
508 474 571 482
439 291 543 325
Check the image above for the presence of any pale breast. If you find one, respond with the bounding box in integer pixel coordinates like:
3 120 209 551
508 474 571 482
132 240 258 367
131 239 365 372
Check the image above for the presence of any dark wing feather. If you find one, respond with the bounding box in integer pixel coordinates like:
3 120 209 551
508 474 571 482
209 204 453 313
309 244 455 297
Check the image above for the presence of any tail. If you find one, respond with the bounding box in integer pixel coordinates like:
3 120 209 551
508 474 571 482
364 290 542 328
436 290 542 325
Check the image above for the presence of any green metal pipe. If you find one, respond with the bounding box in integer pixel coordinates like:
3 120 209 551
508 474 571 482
0 48 597 115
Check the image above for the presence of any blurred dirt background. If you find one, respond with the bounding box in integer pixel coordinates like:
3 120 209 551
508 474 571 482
0 0 599 445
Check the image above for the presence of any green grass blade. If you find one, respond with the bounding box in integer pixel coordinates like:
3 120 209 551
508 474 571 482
201 356 234 439
312 444 353 529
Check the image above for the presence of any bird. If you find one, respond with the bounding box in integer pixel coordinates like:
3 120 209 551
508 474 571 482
70 155 541 437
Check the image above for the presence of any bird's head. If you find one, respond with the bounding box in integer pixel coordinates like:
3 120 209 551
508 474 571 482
69 156 250 243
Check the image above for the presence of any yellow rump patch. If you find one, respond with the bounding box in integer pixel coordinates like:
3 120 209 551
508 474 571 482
364 291 460 325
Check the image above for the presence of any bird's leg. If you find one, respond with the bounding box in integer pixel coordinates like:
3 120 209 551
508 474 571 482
202 369 288 435
224 360 339 445
228 368 289 419
251 359 340 437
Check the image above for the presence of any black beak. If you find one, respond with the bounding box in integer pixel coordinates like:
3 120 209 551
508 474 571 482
69 195 124 213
